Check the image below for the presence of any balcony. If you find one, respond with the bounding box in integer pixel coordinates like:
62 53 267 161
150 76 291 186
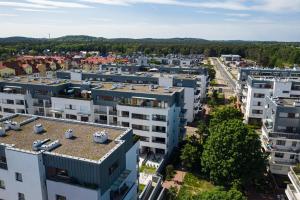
94 109 107 115
47 175 98 190
109 110 117 116
262 124 300 140
289 167 300 193
285 184 298 200
33 102 44 107
45 103 52 108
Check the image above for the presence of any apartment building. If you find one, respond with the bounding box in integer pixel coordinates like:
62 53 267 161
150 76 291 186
57 69 208 122
237 67 300 102
261 96 300 175
286 166 300 200
0 76 186 156
0 114 138 200
243 76 300 124
220 54 241 63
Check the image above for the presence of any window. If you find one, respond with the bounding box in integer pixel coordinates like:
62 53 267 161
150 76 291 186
18 193 25 200
56 195 66 200
0 180 5 189
288 113 296 118
109 161 119 175
290 155 295 159
121 111 129 118
252 109 263 114
292 141 297 147
152 114 166 122
81 116 89 122
274 152 284 158
55 113 62 118
66 114 77 120
282 91 290 94
121 122 130 127
253 93 265 98
15 172 22 182
132 113 149 120
276 140 286 146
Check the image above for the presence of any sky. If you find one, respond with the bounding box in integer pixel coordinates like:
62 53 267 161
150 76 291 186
0 0 300 41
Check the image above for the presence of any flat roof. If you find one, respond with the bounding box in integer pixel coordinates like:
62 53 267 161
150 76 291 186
1 76 68 86
0 115 127 161
270 97 300 108
94 82 182 95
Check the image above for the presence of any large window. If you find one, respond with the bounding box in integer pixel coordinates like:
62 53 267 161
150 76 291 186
0 180 5 189
152 114 166 122
152 126 166 133
276 140 286 146
56 195 66 200
66 114 77 120
15 172 23 182
18 193 25 200
132 124 149 131
109 161 119 175
253 93 265 98
132 113 149 120
274 152 284 158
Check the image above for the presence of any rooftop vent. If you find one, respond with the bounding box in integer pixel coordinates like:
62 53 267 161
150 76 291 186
149 85 154 91
0 127 6 137
40 140 60 151
294 100 300 107
65 129 74 139
32 138 50 151
93 130 108 144
3 120 20 130
164 87 172 93
129 85 135 90
34 124 44 134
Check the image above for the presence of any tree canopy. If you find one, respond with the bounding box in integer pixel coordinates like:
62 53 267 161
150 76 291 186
0 36 300 67
202 119 267 187
193 188 246 200
210 106 243 127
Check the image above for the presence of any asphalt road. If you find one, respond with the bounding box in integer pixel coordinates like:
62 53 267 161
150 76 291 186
211 57 237 91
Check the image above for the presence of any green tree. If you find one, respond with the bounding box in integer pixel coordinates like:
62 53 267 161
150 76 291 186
202 119 267 187
180 138 202 170
210 106 243 127
193 188 246 200
166 186 178 200
166 164 175 180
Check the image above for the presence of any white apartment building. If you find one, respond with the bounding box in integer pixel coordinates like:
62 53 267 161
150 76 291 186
286 166 300 200
0 114 138 200
261 97 300 175
0 77 186 157
244 76 300 124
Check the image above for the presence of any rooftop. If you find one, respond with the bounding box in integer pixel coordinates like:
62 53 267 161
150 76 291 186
0 76 68 86
270 97 300 108
0 114 128 161
94 82 183 95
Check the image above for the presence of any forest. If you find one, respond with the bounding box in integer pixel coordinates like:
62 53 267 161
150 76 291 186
0 35 300 67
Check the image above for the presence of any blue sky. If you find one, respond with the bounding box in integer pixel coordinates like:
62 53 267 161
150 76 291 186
0 0 300 41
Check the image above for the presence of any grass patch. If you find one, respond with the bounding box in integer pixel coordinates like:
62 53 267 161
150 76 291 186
138 184 146 194
139 164 157 174
177 173 215 199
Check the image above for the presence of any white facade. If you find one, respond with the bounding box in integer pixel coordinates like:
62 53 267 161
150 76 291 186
286 166 300 200
0 149 47 200
244 78 300 124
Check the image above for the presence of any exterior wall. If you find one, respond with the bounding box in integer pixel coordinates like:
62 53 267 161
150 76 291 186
46 180 99 200
183 87 195 122
117 104 178 155
3 149 47 200
0 92 28 117
51 97 93 121
244 85 271 123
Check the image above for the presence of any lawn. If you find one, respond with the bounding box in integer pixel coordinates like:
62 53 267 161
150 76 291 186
138 184 146 194
177 172 215 199
139 164 157 174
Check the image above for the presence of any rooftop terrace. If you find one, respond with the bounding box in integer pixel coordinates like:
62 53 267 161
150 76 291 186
270 97 300 108
94 82 183 95
0 114 128 161
0 76 69 86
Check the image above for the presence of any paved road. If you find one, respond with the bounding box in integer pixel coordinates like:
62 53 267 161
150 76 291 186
211 57 237 92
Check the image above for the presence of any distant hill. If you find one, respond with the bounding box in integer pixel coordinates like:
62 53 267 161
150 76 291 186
0 36 45 43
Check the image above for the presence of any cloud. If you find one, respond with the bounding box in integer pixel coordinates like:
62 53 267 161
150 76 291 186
226 13 250 17
0 1 55 9
0 13 18 17
80 0 300 12
15 8 65 12
25 0 91 8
